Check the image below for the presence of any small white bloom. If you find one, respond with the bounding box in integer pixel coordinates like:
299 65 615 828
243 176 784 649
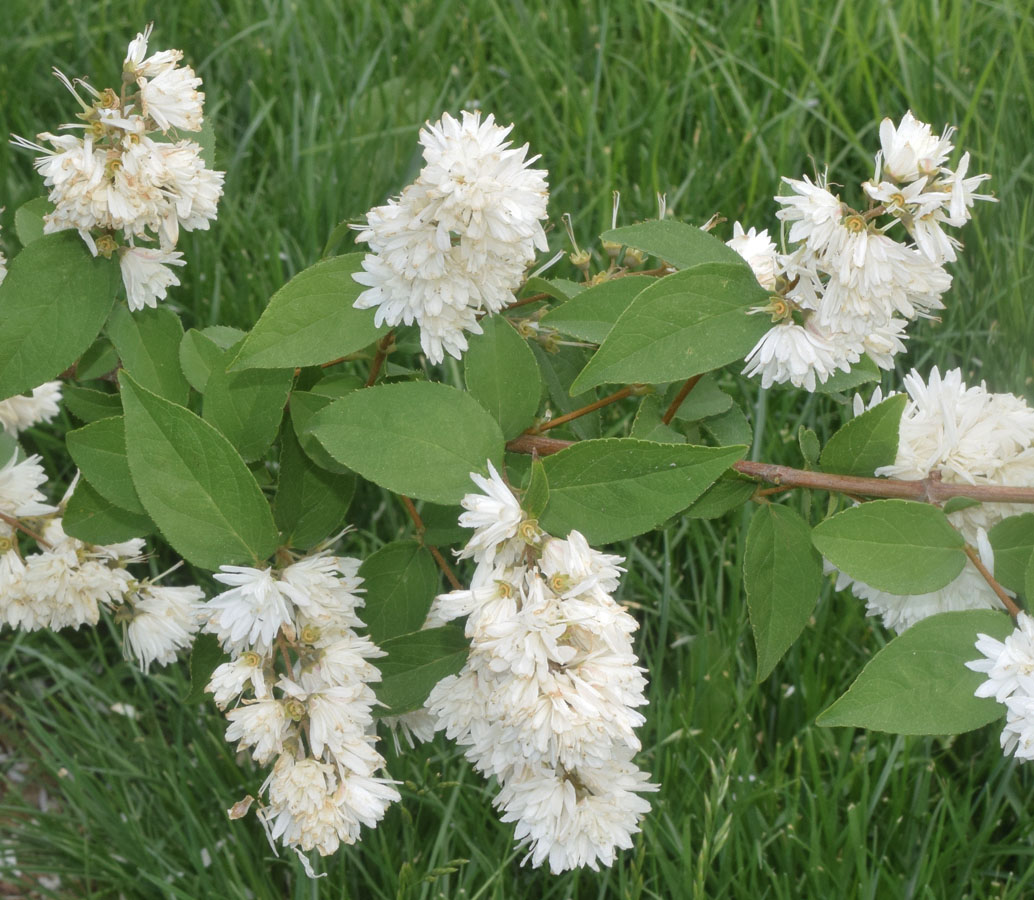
207 651 270 708
119 245 185 310
206 565 295 654
0 382 63 436
726 222 779 289
225 699 291 764
457 460 528 565
877 111 955 183
742 321 848 392
126 583 205 672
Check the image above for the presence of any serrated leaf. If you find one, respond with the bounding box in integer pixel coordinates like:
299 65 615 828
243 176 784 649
523 458 549 519
988 513 1034 595
66 417 145 514
531 343 601 440
942 497 982 515
816 610 1013 733
420 503 468 547
812 500 966 594
360 541 440 645
701 402 752 447
666 375 734 422
464 317 542 439
540 438 746 543
290 391 351 474
540 276 653 344
798 426 821 469
684 474 756 518
63 477 154 544
203 340 293 462
601 220 746 269
183 633 226 705
374 626 469 716
13 197 53 246
75 338 119 381
570 263 770 395
0 232 118 398
814 356 881 395
179 328 226 393
522 276 584 302
308 381 505 505
119 372 278 570
231 253 385 370
820 394 906 477
630 394 685 443
62 385 122 423
745 505 823 681
274 427 354 550
107 305 189 405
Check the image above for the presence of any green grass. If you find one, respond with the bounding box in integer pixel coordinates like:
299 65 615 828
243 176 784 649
2 0 1034 897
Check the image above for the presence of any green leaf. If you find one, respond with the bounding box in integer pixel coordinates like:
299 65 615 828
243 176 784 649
665 375 734 422
63 478 154 544
988 513 1034 595
0 232 118 398
119 372 278 570
194 118 217 168
540 276 653 344
309 381 505 505
523 458 550 519
540 439 746 543
522 276 584 302
274 427 355 549
1026 552 1034 606
203 340 293 462
744 505 823 681
13 197 53 246
816 610 1013 734
66 417 145 514
570 263 770 394
62 385 121 423
812 500 966 594
374 626 469 716
820 394 906 477
360 541 440 645
942 497 981 516
420 503 468 547
107 305 189 405
0 432 17 466
179 328 226 394
463 317 542 439
531 344 601 441
701 402 753 447
815 356 881 395
231 253 385 370
75 338 119 381
601 220 746 269
290 391 351 474
183 633 226 705
684 473 756 519
630 394 686 443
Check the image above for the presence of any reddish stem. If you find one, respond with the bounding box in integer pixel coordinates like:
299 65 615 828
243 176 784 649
661 375 702 425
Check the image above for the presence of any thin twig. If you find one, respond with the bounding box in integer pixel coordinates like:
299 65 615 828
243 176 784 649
501 292 550 313
0 511 49 547
399 495 463 590
531 385 638 435
964 544 1023 619
661 375 702 425
364 331 395 387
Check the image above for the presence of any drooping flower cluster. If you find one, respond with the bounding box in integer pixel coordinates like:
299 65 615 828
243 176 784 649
425 462 658 873
353 111 550 364
0 381 62 436
967 613 1034 761
829 367 1034 631
204 549 400 859
11 24 223 311
732 111 993 391
0 461 203 670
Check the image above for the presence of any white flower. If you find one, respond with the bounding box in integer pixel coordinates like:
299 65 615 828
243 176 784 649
742 321 848 392
205 565 295 654
876 111 954 183
774 173 845 258
207 652 270 709
126 583 205 672
137 63 204 132
726 223 779 289
0 382 63 436
968 613 1034 761
457 460 528 565
0 454 55 528
119 245 185 310
225 699 291 764
278 552 365 627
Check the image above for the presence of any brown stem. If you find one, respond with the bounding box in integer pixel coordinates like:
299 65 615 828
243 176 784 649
364 331 395 387
964 545 1022 619
502 292 550 313
0 511 48 547
399 495 463 591
275 636 294 674
506 435 1034 505
531 385 638 434
661 375 702 425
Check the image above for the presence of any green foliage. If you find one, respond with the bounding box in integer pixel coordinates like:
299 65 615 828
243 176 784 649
819 394 906 477
630 394 685 443
183 633 226 705
812 500 966 594
231 253 384 370
119 372 278 570
360 541 440 645
988 513 1034 595
61 385 121 423
570 263 770 394
374 626 469 715
817 610 1013 734
666 375 734 422
814 356 881 394
531 343 602 440
523 457 550 518
290 390 353 474
540 275 652 343
62 478 154 544
0 232 117 398
601 220 747 269
744 504 823 681
179 328 227 393
65 416 145 514
540 438 746 543
309 381 505 505
13 196 52 245
463 316 542 438
683 473 757 518
107 305 190 405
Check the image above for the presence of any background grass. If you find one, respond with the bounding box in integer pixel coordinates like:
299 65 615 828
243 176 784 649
1 0 1033 897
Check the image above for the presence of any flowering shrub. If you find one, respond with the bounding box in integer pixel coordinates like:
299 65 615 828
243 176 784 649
2 22 1033 878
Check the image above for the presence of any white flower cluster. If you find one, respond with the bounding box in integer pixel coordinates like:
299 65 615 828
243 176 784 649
354 111 549 364
11 24 223 312
204 550 400 858
0 461 203 670
967 613 1034 761
425 462 658 873
831 367 1034 631
0 381 62 436
732 111 993 391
